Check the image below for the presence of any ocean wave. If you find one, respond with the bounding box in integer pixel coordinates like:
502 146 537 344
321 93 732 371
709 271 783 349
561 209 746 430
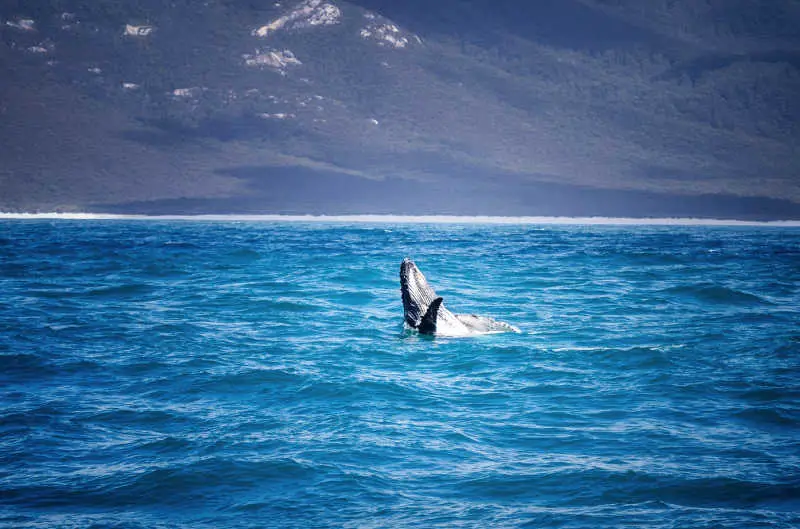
1 220 797 528
661 284 772 305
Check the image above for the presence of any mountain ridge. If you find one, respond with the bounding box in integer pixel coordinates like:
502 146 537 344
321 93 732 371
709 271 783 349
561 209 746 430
1 0 798 218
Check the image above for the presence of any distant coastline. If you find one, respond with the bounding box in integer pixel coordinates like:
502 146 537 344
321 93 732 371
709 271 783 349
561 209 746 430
2 213 800 227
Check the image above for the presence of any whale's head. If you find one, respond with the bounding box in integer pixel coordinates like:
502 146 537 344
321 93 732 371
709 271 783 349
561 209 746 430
400 258 438 328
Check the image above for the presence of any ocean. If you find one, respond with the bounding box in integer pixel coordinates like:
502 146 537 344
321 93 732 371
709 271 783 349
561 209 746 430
1 218 798 528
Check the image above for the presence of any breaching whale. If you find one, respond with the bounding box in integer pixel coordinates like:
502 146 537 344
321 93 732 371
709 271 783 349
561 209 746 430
400 258 519 336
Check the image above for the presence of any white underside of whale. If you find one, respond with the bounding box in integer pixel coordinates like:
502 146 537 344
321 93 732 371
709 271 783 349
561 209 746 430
400 258 520 337
405 311 520 337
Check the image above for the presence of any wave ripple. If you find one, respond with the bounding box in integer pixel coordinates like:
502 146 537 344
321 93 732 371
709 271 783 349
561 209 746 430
1 221 798 528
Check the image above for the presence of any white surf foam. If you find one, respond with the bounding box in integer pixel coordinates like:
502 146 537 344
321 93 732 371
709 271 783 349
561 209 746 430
1 213 799 226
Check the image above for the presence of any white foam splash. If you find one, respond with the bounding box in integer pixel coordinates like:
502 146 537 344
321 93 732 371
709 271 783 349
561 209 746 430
1 213 798 226
403 320 520 338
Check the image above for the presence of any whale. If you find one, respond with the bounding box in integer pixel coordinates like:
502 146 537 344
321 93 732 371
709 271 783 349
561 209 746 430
400 258 519 336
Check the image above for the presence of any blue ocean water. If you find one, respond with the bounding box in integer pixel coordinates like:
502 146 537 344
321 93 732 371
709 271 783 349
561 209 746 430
1 220 798 528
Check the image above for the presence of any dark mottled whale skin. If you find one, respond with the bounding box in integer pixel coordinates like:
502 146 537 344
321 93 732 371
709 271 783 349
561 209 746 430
400 258 518 336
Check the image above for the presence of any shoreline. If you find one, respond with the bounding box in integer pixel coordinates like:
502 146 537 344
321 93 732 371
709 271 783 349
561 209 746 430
1 213 800 226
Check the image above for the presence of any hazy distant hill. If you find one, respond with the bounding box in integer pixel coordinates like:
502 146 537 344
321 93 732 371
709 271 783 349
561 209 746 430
1 0 798 218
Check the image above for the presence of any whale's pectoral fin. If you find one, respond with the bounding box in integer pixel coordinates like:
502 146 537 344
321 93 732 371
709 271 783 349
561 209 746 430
418 297 443 335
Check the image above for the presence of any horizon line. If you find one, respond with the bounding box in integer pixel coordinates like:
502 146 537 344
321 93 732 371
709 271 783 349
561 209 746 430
1 213 799 226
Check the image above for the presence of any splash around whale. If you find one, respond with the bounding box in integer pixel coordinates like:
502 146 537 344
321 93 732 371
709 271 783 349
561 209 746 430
400 258 520 337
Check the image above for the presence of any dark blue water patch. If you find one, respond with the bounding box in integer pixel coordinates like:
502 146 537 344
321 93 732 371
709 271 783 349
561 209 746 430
3 457 317 510
0 405 65 431
136 435 195 456
195 367 311 397
0 352 57 379
81 407 191 429
733 406 799 429
739 386 800 404
83 283 156 298
661 283 773 306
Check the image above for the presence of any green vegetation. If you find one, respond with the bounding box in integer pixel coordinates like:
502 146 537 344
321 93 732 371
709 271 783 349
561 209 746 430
0 0 798 217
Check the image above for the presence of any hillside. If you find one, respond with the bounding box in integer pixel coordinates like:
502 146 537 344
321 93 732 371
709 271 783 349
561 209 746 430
1 0 798 218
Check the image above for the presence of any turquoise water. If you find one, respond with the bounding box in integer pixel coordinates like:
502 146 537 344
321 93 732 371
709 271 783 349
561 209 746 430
1 220 798 528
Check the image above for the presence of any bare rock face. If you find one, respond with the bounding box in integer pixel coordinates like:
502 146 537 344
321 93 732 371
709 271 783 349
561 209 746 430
359 12 420 49
243 49 302 73
123 24 154 37
251 0 341 37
